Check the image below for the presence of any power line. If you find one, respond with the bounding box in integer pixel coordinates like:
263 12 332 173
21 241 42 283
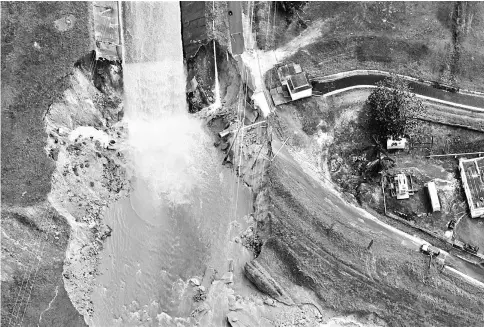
18 242 46 327
7 236 45 327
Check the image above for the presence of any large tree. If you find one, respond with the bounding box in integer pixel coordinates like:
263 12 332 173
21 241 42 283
366 75 424 141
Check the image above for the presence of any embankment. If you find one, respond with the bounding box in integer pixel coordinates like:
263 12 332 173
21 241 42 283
45 53 128 322
247 132 484 326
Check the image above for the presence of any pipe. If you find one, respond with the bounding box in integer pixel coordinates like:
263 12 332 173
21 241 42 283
426 152 484 158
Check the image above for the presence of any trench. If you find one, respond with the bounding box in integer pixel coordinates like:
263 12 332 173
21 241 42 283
91 2 252 325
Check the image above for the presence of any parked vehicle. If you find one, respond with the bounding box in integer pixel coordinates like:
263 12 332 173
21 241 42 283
395 174 409 200
463 243 479 254
420 244 440 257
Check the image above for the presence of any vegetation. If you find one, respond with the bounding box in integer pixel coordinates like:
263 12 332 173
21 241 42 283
366 75 424 141
282 2 484 93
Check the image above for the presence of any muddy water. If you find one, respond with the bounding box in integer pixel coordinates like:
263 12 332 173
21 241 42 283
92 3 252 326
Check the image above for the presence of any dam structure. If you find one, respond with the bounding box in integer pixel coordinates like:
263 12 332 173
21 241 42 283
91 2 251 325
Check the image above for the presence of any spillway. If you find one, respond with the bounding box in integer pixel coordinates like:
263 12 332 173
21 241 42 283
91 2 251 325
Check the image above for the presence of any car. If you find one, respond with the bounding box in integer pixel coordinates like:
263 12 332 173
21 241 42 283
420 244 440 257
463 243 479 254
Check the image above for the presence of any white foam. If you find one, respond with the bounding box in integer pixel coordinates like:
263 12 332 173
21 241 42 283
69 126 111 147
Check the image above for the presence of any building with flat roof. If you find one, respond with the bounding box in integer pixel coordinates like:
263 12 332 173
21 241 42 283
459 157 484 218
270 63 312 105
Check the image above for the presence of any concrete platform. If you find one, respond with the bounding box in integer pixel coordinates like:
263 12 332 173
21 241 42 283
93 1 121 60
270 87 291 106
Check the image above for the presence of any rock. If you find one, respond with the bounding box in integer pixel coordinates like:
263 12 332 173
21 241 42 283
221 142 229 151
221 272 233 284
263 297 275 306
227 310 261 327
228 294 237 309
244 260 294 305
99 224 112 240
54 14 77 32
189 278 201 286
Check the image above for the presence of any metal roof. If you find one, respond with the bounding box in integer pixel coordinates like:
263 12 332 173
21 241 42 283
460 157 484 218
289 73 310 89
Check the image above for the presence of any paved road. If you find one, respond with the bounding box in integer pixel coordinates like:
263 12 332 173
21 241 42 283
228 1 244 55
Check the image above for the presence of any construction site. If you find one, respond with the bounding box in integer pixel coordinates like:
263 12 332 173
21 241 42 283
2 2 484 327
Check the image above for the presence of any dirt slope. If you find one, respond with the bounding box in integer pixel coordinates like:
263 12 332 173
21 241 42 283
249 138 484 326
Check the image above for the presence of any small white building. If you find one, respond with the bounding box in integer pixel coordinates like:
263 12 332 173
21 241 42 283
387 137 407 150
272 63 312 104
395 173 409 200
459 157 484 218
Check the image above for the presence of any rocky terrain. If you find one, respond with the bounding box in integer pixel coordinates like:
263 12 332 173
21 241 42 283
45 52 129 320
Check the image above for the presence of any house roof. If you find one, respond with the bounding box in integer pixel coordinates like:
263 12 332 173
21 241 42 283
460 157 484 217
278 63 303 79
279 64 297 78
290 73 310 89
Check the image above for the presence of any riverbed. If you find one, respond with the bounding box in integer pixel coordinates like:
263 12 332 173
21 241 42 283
91 2 253 325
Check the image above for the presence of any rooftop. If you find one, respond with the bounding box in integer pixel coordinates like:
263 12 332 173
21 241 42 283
459 157 484 218
289 73 310 90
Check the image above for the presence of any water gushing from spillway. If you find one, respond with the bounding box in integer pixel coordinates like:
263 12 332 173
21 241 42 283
91 3 251 326
208 2 221 114
212 40 221 110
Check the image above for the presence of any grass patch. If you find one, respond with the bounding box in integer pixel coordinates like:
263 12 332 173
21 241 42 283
279 2 484 92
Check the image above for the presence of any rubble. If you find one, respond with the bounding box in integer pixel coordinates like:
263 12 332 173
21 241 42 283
44 58 128 320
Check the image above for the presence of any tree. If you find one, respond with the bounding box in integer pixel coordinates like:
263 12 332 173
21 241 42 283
366 75 425 141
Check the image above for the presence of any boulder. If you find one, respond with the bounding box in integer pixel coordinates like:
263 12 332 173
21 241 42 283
189 277 201 286
227 311 257 327
244 260 294 305
221 272 234 284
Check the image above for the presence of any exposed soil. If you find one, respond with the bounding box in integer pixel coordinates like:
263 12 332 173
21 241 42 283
45 58 128 321
325 97 484 252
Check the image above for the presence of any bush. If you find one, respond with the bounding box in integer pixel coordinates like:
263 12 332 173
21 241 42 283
366 74 424 141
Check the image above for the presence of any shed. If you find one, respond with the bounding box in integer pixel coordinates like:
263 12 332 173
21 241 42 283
395 173 409 200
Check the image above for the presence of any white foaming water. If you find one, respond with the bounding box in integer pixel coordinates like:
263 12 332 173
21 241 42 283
212 43 222 107
91 3 252 326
